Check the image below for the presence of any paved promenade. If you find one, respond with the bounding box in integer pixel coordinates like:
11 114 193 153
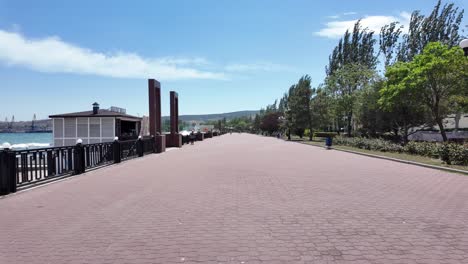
1 134 468 264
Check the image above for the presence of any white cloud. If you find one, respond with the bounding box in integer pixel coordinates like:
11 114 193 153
326 12 357 20
155 57 211 66
0 29 226 80
327 15 340 19
225 62 292 72
315 12 410 39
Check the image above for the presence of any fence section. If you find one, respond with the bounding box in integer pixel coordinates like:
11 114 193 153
14 145 76 188
0 137 155 195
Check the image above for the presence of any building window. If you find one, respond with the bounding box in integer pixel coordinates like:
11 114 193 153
64 118 77 138
54 119 63 138
89 118 101 138
77 118 88 138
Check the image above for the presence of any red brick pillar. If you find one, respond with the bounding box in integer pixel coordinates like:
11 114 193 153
148 79 166 153
167 91 182 147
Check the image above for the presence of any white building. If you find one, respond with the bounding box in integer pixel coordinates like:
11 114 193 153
49 103 142 147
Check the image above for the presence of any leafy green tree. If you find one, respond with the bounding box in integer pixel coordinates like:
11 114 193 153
253 114 261 133
326 20 377 76
379 22 403 67
288 75 313 139
326 63 376 136
310 87 332 132
227 116 252 132
283 86 295 139
356 80 389 137
278 93 288 114
397 0 464 62
381 42 467 141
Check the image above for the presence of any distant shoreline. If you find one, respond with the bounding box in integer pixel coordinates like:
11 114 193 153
0 131 52 133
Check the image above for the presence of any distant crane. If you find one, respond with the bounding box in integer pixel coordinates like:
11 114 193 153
31 114 37 131
7 115 14 130
2 117 7 130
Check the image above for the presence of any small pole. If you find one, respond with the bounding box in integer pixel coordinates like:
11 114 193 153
0 143 17 195
137 136 144 157
113 137 121 164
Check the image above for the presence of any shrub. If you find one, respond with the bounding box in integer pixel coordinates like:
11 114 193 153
438 143 468 166
438 143 452 165
403 142 439 158
334 137 403 152
333 136 468 166
314 132 338 138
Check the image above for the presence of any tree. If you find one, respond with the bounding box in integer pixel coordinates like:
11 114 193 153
381 42 467 141
253 114 261 133
397 0 464 62
370 77 427 142
310 87 332 132
326 63 376 136
379 22 403 67
283 86 294 140
356 80 392 137
326 20 377 76
260 112 281 135
288 75 313 139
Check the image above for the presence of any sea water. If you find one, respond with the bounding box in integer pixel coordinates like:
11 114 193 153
0 132 52 149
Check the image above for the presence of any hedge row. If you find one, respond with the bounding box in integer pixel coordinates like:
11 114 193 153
313 132 338 138
333 137 468 166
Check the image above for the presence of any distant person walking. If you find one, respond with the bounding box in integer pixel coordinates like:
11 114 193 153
190 131 195 145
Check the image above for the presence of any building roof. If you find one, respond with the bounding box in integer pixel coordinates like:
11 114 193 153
408 131 468 142
49 109 142 120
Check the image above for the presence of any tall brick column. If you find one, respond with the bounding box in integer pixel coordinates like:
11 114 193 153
148 79 166 153
167 91 182 147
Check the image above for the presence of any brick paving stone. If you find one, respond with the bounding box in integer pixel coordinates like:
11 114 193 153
1 134 468 263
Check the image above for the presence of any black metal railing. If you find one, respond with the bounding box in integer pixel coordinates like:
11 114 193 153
0 137 156 195
142 137 155 154
120 139 138 160
84 142 114 169
15 145 76 187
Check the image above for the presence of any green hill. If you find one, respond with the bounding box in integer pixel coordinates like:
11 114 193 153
163 110 259 122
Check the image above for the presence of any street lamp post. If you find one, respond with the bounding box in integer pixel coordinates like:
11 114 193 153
455 39 468 131
460 39 468 57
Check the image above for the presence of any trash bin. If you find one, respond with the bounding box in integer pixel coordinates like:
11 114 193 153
325 137 332 149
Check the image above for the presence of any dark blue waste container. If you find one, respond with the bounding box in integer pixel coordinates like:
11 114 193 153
325 137 332 149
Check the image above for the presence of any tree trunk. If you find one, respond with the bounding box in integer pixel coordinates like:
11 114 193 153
455 112 461 132
436 118 448 142
347 112 352 137
335 119 340 135
403 127 409 145
402 120 408 144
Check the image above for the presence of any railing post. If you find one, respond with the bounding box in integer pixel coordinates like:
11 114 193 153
0 143 17 195
113 137 121 164
73 139 85 175
46 150 55 176
137 136 144 157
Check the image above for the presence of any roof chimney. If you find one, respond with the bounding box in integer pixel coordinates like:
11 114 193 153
92 102 99 115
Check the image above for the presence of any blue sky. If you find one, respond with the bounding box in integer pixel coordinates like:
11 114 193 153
1 0 467 120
